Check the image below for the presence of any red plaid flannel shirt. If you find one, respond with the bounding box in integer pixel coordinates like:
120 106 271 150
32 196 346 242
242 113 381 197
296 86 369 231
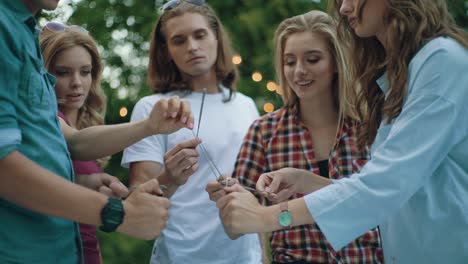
233 107 384 263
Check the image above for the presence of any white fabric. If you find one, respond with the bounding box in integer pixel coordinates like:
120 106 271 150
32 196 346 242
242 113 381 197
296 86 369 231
122 87 262 264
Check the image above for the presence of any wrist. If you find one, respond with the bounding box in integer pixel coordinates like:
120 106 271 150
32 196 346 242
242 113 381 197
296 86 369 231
277 201 293 228
141 119 158 137
116 200 131 233
75 174 86 186
152 171 179 198
99 197 125 233
159 170 180 187
296 169 308 194
262 204 282 232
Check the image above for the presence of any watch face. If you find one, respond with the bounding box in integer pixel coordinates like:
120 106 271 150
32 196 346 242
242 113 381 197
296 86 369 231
278 211 292 227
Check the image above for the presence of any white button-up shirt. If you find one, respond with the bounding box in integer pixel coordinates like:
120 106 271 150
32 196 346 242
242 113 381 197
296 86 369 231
304 37 468 263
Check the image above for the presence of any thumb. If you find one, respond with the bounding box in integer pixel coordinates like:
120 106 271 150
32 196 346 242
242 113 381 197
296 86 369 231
109 181 129 198
267 172 283 194
271 187 296 203
138 179 163 196
256 173 271 192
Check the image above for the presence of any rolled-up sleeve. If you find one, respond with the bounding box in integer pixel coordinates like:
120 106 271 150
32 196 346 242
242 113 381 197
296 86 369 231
304 42 468 250
0 26 21 159
121 98 165 167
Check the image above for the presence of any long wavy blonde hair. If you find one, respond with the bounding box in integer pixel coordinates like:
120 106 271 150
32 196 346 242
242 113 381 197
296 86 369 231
274 10 357 124
329 0 468 146
40 29 107 130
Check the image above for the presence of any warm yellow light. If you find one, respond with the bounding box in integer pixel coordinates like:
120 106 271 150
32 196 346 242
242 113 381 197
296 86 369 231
232 55 242 65
263 102 275 113
266 81 277 92
119 107 128 117
252 72 263 82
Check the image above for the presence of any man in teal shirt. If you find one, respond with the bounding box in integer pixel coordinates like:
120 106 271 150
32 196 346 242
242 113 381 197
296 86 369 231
0 0 195 262
0 1 79 262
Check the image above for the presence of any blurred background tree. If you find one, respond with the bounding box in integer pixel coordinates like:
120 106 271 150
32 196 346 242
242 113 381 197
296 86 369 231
39 0 467 263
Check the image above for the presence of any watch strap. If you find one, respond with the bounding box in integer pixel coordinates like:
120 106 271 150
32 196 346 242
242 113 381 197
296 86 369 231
280 201 288 212
100 198 125 233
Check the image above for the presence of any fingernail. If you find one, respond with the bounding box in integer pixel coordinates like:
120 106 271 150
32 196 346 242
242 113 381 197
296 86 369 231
265 187 271 193
182 116 187 123
163 111 168 118
171 112 177 118
189 122 194 129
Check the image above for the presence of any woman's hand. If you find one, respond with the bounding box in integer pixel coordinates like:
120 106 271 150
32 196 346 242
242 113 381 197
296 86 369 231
146 96 194 135
76 173 129 199
257 168 332 203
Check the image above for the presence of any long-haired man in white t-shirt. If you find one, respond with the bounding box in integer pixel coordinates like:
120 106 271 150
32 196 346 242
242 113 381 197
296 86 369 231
122 1 263 263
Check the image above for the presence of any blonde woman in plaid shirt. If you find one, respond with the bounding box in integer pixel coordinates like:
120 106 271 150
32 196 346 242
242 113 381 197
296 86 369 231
207 10 383 263
215 0 468 263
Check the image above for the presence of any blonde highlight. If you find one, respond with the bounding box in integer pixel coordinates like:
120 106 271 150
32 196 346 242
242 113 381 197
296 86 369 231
330 0 468 146
273 10 358 131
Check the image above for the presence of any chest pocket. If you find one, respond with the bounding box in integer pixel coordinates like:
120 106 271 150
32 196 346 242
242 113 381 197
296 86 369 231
21 54 56 110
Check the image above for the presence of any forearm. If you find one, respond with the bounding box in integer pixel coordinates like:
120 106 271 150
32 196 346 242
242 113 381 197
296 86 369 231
300 171 332 194
0 151 107 226
259 233 270 264
261 198 315 232
68 120 151 160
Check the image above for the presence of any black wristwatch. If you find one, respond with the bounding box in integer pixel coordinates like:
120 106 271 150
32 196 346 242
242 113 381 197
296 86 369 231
99 198 125 233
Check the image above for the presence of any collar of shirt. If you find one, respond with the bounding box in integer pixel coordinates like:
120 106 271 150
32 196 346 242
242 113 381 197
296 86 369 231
5 1 43 61
287 106 354 151
3 1 35 26
376 72 390 99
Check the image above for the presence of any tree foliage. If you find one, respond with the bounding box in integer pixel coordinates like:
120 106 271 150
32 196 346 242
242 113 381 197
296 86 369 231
39 1 467 263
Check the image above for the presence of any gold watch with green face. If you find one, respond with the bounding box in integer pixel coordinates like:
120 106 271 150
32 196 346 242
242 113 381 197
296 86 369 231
278 202 292 228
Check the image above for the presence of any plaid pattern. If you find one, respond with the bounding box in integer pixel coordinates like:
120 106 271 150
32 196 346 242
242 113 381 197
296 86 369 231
233 107 384 263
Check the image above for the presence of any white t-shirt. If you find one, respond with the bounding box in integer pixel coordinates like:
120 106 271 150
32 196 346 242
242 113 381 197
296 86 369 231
122 87 262 264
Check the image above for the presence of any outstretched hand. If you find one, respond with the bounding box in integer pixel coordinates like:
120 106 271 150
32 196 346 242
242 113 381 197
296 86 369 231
147 96 194 135
257 168 332 203
76 173 129 199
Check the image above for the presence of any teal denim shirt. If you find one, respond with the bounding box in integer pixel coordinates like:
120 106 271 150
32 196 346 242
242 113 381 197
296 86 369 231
0 0 81 262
